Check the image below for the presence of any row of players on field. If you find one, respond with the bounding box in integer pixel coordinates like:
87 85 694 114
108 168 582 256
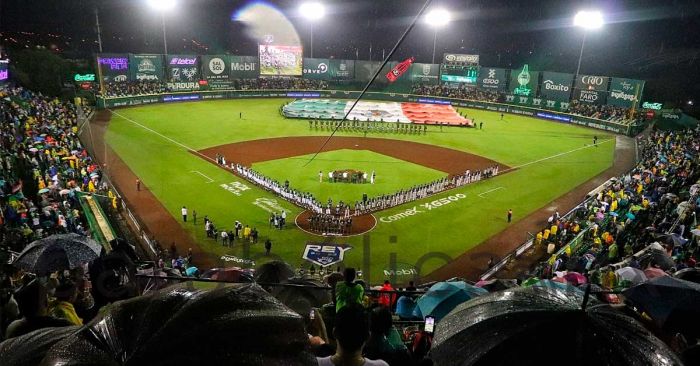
308 119 430 133
222 159 500 217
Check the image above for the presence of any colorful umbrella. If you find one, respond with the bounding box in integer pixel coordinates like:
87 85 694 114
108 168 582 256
38 188 50 194
615 267 648 286
413 281 487 321
644 267 668 279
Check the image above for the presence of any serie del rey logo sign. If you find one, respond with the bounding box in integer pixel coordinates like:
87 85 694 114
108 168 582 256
302 243 352 267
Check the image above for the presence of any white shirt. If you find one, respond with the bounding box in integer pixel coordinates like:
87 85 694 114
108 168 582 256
181 207 187 216
316 357 388 366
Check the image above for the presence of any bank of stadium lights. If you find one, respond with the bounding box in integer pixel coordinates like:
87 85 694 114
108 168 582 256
299 2 326 58
147 0 176 54
424 8 451 64
573 10 604 77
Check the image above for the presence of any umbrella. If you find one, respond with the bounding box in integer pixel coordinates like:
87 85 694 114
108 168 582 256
521 277 540 287
38 188 50 194
254 260 294 284
626 212 636 220
531 279 584 293
563 272 588 286
690 228 700 236
647 249 676 271
644 267 668 279
59 189 71 195
13 233 102 275
201 267 254 283
475 278 519 292
413 281 487 321
431 286 681 366
655 233 689 247
185 266 199 277
29 147 38 153
674 268 700 284
0 283 316 366
623 276 700 339
271 278 332 317
615 267 648 286
609 211 619 217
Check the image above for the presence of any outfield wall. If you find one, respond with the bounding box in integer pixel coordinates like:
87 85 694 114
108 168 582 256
96 90 643 136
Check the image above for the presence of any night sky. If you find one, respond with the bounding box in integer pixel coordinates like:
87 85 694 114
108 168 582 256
1 0 700 102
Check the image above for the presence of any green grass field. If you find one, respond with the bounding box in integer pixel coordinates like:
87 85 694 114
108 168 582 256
253 149 446 204
104 98 615 284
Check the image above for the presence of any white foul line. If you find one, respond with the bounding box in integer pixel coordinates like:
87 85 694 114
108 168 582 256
502 138 614 173
478 186 505 198
109 110 217 164
190 170 214 183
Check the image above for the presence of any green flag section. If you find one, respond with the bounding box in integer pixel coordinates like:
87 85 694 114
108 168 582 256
608 78 644 108
329 59 355 80
478 67 507 92
302 58 330 80
509 65 539 96
166 55 201 91
129 54 165 82
282 99 348 119
97 54 129 83
202 55 232 89
410 63 440 84
540 72 573 102
230 56 259 79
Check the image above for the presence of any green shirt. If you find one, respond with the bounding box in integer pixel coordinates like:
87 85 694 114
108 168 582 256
335 282 364 312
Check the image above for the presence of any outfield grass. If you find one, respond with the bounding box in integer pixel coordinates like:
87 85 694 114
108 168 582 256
253 149 446 204
105 98 615 284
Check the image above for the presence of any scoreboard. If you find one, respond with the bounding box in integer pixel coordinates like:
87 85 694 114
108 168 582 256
440 53 479 85
440 66 479 84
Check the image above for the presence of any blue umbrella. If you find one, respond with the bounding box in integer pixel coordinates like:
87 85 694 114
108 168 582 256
413 281 487 321
532 279 584 293
626 212 636 220
185 266 199 277
609 212 619 217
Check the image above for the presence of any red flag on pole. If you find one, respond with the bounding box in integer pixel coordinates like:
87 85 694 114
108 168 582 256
386 57 415 83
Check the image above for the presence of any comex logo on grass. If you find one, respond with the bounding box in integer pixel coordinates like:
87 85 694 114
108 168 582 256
379 193 467 223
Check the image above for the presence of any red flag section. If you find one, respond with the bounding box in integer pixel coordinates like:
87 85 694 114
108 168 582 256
386 57 415 83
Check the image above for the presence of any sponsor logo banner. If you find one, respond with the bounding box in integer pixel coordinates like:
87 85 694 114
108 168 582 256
575 74 610 92
330 59 355 80
230 56 259 79
129 54 164 81
98 54 129 83
608 77 644 107
74 74 96 82
302 243 352 267
574 88 606 105
478 67 507 91
302 58 330 80
642 101 663 110
509 65 539 96
442 53 479 64
202 55 230 81
540 72 573 102
0 59 8 82
410 63 439 84
166 54 200 91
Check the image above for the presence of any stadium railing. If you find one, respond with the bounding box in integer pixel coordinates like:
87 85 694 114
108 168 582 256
95 89 642 136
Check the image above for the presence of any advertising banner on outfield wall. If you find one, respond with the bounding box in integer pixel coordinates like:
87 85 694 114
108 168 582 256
97 54 129 83
410 63 439 84
230 56 259 79
302 58 330 80
166 55 200 91
509 65 539 96
608 78 644 108
540 72 573 102
330 59 355 80
201 55 231 89
129 54 164 82
478 67 507 91
354 61 382 82
574 74 609 105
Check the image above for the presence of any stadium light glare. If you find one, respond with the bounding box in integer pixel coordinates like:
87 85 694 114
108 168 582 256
574 10 603 30
147 0 176 54
424 8 451 27
300 2 326 21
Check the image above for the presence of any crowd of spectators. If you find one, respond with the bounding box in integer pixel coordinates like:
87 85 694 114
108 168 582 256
99 81 165 97
411 83 502 103
234 78 328 90
524 128 699 284
566 100 632 123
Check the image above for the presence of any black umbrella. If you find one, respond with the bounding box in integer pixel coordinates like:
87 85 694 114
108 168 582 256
0 283 317 366
640 249 677 271
271 278 332 317
432 286 682 366
255 260 295 284
623 276 700 339
674 267 700 284
13 233 102 275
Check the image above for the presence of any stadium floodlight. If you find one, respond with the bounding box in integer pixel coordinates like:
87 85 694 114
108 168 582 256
299 2 326 58
573 10 604 76
148 0 176 54
424 8 451 64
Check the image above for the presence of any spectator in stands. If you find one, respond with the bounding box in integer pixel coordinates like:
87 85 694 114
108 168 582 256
5 279 73 339
316 304 389 366
335 268 364 312
48 279 83 326
377 280 396 308
364 306 412 366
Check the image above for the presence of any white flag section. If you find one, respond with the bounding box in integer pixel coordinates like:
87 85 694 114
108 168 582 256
344 101 411 123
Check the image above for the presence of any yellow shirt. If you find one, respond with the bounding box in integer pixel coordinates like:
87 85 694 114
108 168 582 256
550 225 558 236
49 300 83 326
543 229 550 240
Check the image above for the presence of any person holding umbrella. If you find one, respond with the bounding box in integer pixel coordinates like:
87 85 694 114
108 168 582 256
48 279 83 326
5 279 73 339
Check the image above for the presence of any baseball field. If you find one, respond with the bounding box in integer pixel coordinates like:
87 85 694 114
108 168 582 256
98 98 617 284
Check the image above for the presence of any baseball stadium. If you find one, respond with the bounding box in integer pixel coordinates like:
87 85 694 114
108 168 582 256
1 1 699 365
